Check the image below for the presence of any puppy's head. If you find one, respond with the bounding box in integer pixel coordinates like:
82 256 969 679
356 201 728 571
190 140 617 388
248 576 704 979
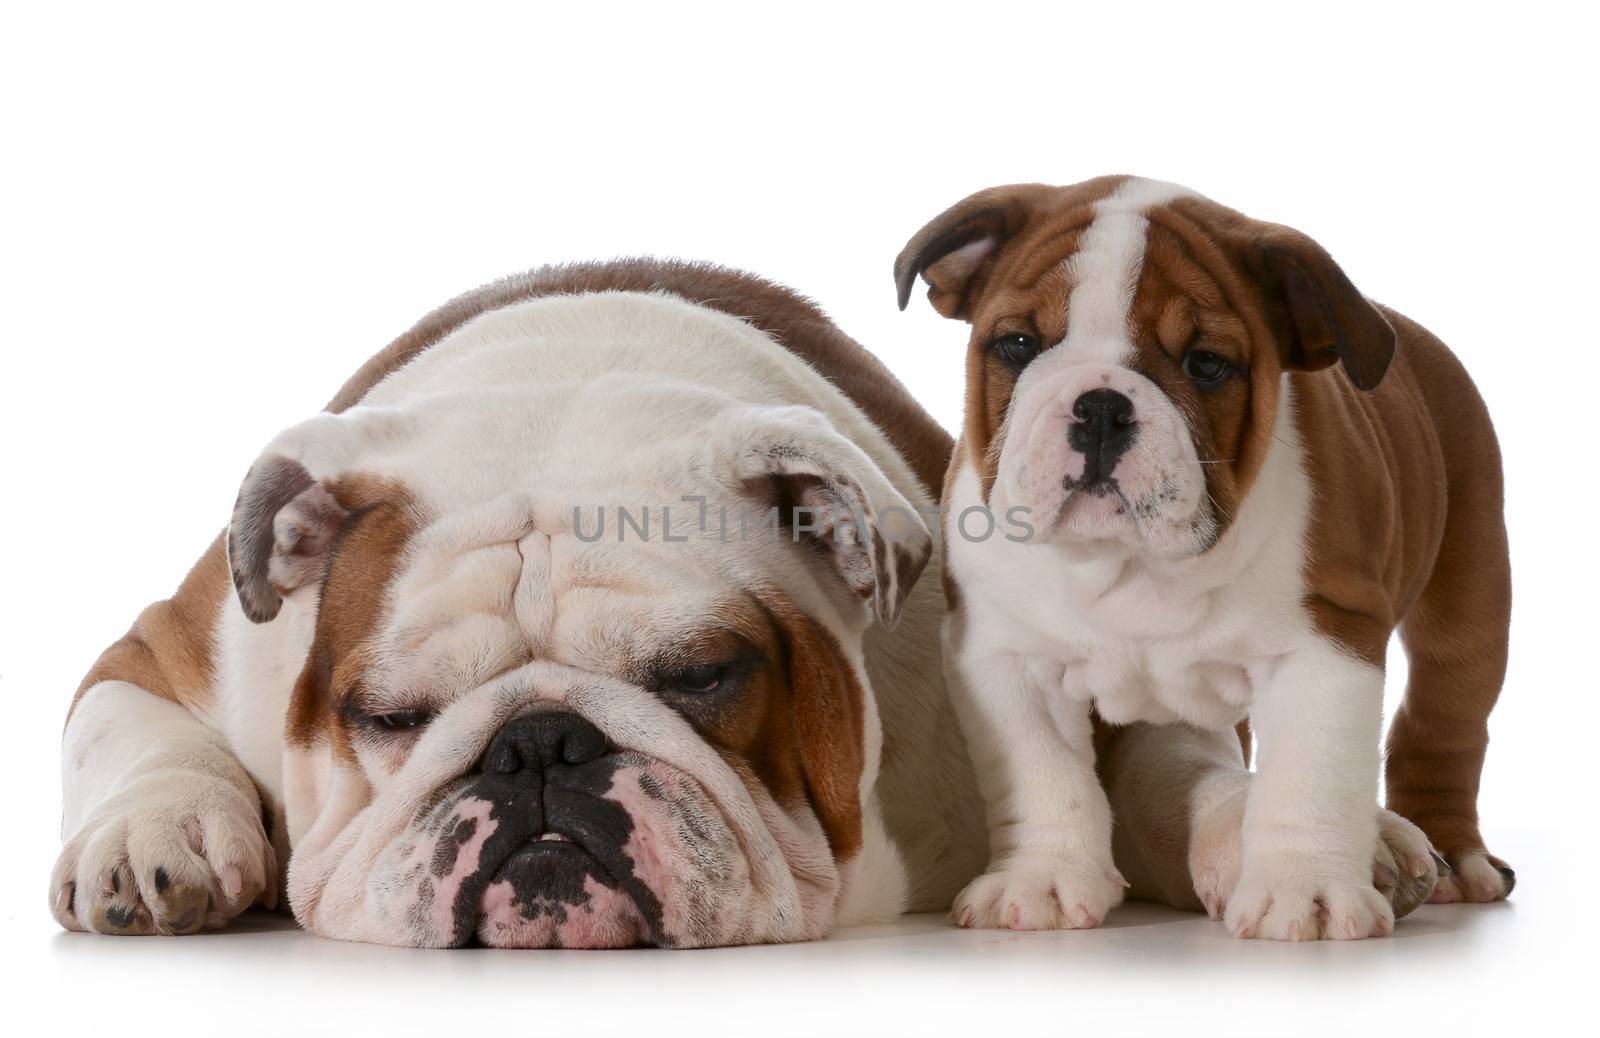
226 359 930 947
896 176 1395 557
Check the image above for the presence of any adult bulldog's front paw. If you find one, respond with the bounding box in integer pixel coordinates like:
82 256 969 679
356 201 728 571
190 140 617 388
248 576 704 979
1223 863 1394 941
50 770 276 935
952 855 1127 931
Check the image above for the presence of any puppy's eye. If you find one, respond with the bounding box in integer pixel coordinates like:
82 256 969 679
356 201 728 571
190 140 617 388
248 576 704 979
989 334 1041 371
371 709 433 733
1182 349 1232 384
666 664 727 695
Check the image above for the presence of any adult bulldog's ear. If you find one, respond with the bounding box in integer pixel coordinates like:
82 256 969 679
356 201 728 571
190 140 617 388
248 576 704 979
1249 228 1397 391
764 594 866 862
894 184 1060 320
227 456 351 623
721 406 932 628
226 407 411 623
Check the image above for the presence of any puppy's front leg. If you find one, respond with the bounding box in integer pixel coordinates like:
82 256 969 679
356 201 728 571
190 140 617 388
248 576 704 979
1225 642 1391 940
946 637 1124 930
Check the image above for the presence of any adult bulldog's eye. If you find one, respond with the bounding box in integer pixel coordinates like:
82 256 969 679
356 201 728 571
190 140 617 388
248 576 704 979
371 709 433 732
667 664 727 695
989 334 1041 371
1182 349 1232 384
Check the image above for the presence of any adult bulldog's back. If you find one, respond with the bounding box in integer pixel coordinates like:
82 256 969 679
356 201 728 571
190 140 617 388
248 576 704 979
332 260 953 494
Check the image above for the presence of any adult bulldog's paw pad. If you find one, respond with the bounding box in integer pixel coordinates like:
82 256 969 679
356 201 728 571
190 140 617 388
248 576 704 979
50 773 277 935
951 860 1126 931
1224 870 1394 941
1428 850 1514 904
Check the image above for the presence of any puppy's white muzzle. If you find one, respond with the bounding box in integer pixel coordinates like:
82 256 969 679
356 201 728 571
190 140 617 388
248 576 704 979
995 361 1211 557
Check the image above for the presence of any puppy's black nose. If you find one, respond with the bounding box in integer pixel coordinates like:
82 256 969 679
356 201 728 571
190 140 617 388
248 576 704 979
1072 387 1135 427
482 710 608 776
1068 388 1137 481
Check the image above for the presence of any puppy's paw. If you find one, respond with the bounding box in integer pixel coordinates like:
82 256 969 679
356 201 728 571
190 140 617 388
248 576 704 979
1428 850 1514 904
1371 810 1439 918
951 855 1126 931
1187 790 1247 920
1224 864 1394 941
50 770 276 935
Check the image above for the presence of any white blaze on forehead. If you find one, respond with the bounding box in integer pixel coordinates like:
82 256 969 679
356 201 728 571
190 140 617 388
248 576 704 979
1057 177 1197 366
990 178 1212 554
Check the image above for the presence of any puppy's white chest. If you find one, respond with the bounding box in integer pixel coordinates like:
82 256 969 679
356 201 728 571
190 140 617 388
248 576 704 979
946 442 1311 732
1080 568 1290 726
973 551 1284 730
1066 646 1254 728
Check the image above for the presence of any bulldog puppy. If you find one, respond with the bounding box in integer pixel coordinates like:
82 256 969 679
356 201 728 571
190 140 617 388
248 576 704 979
896 177 1509 940
52 260 1434 946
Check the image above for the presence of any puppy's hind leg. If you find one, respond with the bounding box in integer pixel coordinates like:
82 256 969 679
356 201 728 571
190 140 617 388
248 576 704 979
1100 723 1440 921
1098 722 1243 915
1386 456 1514 903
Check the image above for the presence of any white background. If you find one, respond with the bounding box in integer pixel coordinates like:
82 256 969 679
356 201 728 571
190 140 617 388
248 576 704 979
2 2 1595 1035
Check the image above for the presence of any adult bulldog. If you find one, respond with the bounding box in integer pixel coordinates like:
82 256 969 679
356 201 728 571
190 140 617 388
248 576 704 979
896 177 1510 941
52 260 1435 946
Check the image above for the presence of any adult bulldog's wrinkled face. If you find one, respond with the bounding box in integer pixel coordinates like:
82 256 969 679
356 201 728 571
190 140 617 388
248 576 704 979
894 176 1395 559
226 379 930 948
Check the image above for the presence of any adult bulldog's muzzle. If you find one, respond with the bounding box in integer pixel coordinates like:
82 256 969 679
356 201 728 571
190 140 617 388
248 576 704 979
401 709 729 949
291 660 843 949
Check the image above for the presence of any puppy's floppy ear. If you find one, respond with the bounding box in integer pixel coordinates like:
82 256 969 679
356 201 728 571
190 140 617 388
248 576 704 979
894 184 1059 320
1246 226 1397 391
718 405 932 628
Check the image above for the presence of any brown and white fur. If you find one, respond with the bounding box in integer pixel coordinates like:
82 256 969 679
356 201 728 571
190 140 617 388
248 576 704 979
52 260 1437 946
896 177 1511 941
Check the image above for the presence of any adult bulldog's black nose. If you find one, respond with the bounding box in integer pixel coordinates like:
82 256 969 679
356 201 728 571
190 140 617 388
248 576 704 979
1068 388 1136 482
482 711 608 776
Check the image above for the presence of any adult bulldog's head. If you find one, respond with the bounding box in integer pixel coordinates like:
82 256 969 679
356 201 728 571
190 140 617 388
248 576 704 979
224 312 930 948
895 176 1396 558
